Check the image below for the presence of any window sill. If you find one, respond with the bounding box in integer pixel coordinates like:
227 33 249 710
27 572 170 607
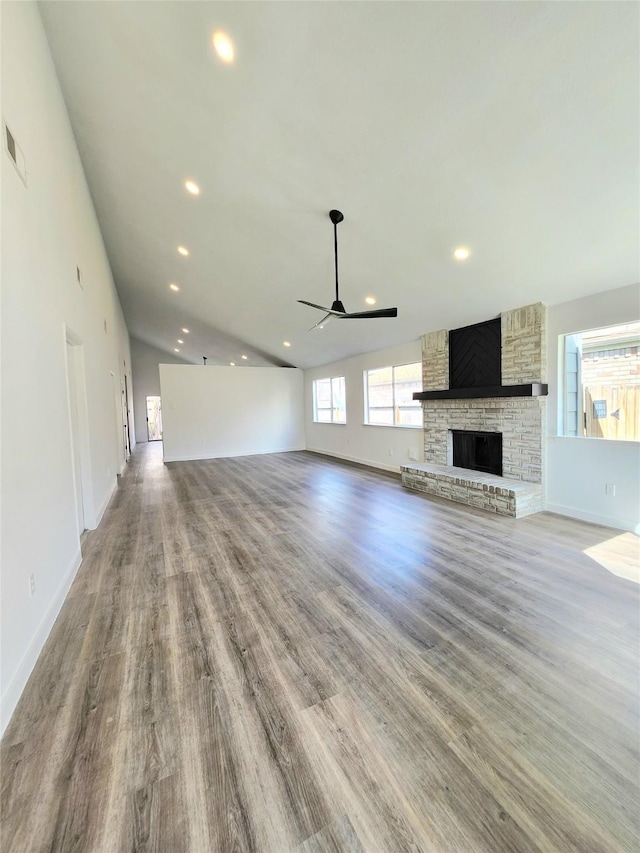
312 421 347 426
550 435 639 447
363 423 422 430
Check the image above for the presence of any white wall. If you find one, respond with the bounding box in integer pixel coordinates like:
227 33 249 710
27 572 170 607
547 283 640 532
1 3 132 731
131 338 189 444
304 340 424 473
160 366 305 462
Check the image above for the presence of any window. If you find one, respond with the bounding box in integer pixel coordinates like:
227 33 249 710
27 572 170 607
313 376 346 423
364 362 422 427
562 322 640 441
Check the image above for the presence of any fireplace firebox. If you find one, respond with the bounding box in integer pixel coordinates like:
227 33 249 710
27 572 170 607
451 430 502 477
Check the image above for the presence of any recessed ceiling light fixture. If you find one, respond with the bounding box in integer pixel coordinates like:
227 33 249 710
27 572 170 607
174 348 180 353
453 246 470 261
213 31 235 63
365 296 377 305
181 328 190 334
229 361 235 366
241 354 248 360
177 339 184 344
177 245 189 256
185 180 200 195
283 341 291 347
169 283 180 291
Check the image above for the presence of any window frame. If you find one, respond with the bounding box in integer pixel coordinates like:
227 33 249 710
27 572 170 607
560 322 640 443
312 375 347 425
363 361 423 429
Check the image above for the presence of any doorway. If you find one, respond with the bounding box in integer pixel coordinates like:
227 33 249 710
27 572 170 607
146 396 163 441
122 374 131 458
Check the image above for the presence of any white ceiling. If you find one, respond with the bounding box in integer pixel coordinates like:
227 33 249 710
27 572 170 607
39 1 639 369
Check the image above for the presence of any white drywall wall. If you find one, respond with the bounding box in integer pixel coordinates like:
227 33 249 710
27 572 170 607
1 3 132 732
159 366 305 461
304 340 424 472
131 338 189 444
547 283 640 532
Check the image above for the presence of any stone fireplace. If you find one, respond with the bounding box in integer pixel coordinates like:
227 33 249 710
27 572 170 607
401 303 547 518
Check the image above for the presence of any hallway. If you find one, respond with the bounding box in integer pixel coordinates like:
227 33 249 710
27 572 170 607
1 443 638 851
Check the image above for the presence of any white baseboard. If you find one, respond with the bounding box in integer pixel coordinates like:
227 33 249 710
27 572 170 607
163 445 306 463
545 502 639 534
305 447 400 475
92 478 118 529
0 547 83 736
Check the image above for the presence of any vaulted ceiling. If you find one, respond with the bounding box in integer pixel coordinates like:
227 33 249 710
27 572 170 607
39 1 639 369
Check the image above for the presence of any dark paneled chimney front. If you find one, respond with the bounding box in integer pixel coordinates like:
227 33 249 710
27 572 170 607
449 317 501 390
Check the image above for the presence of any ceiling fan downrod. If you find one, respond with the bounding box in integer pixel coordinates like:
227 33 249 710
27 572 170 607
329 209 345 312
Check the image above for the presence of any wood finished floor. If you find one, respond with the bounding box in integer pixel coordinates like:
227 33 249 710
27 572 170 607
2 443 639 852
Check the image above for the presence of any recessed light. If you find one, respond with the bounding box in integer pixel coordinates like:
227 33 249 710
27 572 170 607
453 246 470 261
365 296 376 305
177 339 184 344
185 180 200 195
181 328 190 334
318 325 324 330
174 348 180 353
177 245 189 256
213 31 235 63
169 283 180 291
241 354 248 360
230 361 235 366
283 341 291 347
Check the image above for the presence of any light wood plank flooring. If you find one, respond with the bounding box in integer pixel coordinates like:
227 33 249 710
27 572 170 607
2 443 639 852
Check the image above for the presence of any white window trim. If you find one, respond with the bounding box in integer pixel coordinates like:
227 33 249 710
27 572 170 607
560 323 640 443
312 376 347 424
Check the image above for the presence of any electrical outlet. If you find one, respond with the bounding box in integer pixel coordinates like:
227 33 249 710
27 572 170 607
388 449 394 457
29 574 36 597
347 439 352 445
605 483 616 497
409 448 418 461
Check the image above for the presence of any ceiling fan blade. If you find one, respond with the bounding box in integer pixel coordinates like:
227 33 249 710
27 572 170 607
337 307 398 319
298 299 346 317
308 313 333 331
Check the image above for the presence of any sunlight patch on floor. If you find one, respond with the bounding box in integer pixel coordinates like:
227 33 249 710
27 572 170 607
584 532 640 584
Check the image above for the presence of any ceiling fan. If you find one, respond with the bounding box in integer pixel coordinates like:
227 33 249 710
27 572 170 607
298 210 398 330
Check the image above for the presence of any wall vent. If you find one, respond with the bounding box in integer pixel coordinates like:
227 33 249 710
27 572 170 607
3 121 27 185
6 125 16 161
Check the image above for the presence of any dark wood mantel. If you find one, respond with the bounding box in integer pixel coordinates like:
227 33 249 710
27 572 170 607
413 383 548 401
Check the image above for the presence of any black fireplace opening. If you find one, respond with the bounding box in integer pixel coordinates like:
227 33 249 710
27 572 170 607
451 430 502 476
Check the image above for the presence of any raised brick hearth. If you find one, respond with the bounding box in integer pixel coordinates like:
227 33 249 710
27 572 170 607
400 463 543 518
402 303 547 518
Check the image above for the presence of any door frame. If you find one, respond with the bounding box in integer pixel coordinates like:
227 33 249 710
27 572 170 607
64 326 96 532
146 395 163 441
